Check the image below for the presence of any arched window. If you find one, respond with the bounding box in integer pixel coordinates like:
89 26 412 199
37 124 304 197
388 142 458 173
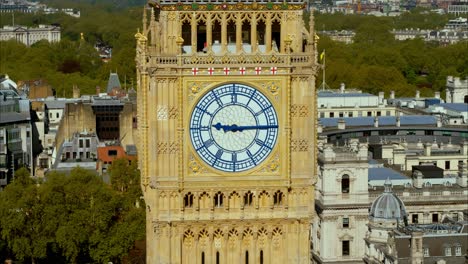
244 191 254 206
181 21 191 47
342 175 350 193
216 251 220 264
184 192 194 208
245 250 249 264
214 191 224 208
197 20 207 52
273 190 283 206
260 250 264 264
201 252 205 264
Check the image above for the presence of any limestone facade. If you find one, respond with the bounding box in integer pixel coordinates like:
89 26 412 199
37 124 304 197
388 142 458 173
136 1 318 263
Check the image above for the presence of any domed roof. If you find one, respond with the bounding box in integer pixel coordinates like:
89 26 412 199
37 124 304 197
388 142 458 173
370 179 407 222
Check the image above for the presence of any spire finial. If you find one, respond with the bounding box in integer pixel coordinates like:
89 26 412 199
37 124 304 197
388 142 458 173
384 178 393 193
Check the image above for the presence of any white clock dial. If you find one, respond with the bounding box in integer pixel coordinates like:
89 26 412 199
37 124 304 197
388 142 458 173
189 83 279 172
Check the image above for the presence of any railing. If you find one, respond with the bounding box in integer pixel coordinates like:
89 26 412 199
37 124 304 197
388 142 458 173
158 0 306 4
149 53 312 67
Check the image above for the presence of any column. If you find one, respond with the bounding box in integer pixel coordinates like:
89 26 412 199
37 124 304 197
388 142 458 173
251 14 257 53
236 13 242 53
206 13 213 51
221 13 227 52
191 13 197 53
265 14 272 52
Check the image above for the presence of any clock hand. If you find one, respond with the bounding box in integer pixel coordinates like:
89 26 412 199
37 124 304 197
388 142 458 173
212 123 278 133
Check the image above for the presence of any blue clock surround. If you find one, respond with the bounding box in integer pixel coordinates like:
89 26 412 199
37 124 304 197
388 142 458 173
189 83 279 172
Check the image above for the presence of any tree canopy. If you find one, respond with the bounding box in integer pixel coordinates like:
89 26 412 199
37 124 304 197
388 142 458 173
0 165 145 263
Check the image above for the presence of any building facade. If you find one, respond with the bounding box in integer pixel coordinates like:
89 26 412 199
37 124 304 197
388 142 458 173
136 1 318 263
0 24 60 46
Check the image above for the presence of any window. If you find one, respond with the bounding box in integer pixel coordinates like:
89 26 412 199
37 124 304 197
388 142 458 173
412 214 418 224
358 111 362 117
445 247 451 256
320 112 325 118
455 245 461 256
86 139 90 148
108 150 117 156
214 192 224 208
341 175 350 193
386 111 391 116
79 140 84 148
424 247 429 257
343 217 349 228
244 191 253 207
201 252 205 264
216 251 220 264
273 190 283 206
184 193 194 208
432 213 439 223
348 112 353 117
260 250 264 264
330 112 335 118
367 111 372 117
26 131 30 138
339 112 344 118
245 251 249 264
445 161 450 170
377 111 381 116
342 240 350 256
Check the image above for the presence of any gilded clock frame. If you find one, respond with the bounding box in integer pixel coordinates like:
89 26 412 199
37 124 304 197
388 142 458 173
182 75 290 180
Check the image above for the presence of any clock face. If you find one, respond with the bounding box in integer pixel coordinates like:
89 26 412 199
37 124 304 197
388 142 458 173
190 83 279 172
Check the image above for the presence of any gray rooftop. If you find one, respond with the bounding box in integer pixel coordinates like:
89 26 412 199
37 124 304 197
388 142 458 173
437 103 468 112
106 73 121 94
320 115 437 127
318 92 375 98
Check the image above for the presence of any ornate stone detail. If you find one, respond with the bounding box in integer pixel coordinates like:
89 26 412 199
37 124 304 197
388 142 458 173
157 141 179 154
168 106 179 119
291 104 309 117
291 139 309 152
258 152 280 173
188 154 209 174
266 81 280 96
157 105 168 120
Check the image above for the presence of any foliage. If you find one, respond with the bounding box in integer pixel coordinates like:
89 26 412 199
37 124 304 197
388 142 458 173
315 12 468 96
0 167 145 263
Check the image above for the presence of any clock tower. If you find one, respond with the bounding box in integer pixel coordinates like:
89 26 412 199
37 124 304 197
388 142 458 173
136 1 318 263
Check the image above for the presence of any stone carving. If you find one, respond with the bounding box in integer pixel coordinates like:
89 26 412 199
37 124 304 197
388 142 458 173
291 139 309 152
157 141 179 154
291 104 309 117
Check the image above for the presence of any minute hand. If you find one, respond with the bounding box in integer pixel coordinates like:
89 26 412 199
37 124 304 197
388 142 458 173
232 124 278 132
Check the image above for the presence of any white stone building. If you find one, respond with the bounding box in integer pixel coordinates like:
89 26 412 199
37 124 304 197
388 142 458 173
446 76 468 104
0 24 60 46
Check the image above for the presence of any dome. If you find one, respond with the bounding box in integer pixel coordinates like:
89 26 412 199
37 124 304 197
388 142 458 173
370 179 407 222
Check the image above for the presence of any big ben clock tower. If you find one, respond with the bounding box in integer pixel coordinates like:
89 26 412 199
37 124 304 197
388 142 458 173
136 1 318 263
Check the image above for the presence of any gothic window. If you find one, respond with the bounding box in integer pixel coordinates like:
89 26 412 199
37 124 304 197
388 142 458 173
244 191 254 207
216 251 220 264
184 192 194 208
212 19 222 45
197 20 207 52
214 192 224 208
182 21 191 47
201 252 205 264
242 20 251 44
245 250 249 264
271 20 281 51
342 175 350 193
199 192 211 209
257 20 266 45
273 190 283 206
227 20 236 44
260 250 264 264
